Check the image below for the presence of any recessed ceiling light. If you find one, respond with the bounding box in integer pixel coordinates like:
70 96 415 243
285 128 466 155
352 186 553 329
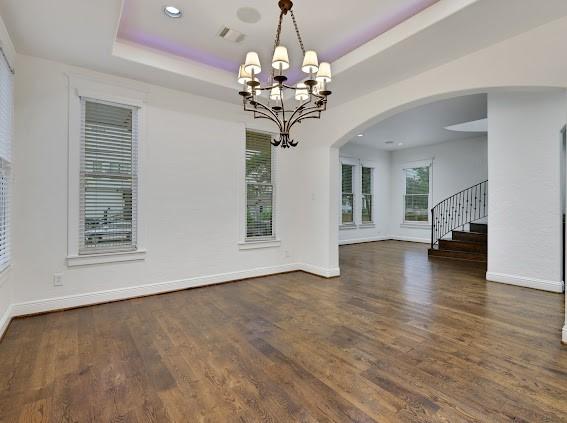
164 6 182 18
397 142 404 147
357 134 364 137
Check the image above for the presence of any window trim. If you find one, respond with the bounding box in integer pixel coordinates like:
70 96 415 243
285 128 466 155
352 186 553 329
340 158 358 227
0 50 13 275
402 159 433 226
66 74 147 266
361 165 374 225
239 127 280 248
339 158 377 229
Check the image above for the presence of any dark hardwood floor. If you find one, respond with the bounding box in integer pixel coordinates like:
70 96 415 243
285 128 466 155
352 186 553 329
1 241 566 422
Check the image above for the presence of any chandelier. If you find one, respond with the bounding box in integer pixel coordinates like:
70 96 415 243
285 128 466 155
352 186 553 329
237 0 332 148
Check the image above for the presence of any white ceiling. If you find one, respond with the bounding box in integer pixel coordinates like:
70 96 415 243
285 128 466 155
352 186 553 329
351 93 487 150
2 0 567 104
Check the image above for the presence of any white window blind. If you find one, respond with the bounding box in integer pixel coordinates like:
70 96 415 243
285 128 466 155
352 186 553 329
0 51 13 271
361 166 373 223
80 98 138 254
245 131 275 240
404 165 430 223
341 164 354 224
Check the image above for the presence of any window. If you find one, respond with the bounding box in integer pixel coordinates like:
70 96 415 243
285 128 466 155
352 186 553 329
246 131 275 240
404 165 430 223
79 99 139 254
0 52 13 272
341 164 354 224
361 167 373 223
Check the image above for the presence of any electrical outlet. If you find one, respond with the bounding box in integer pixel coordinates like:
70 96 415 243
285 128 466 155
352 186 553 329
284 250 291 259
53 273 63 287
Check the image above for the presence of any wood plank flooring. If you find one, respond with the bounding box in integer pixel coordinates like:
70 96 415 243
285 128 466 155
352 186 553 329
1 240 566 422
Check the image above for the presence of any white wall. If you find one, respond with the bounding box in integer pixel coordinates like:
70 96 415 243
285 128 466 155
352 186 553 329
8 53 335 317
390 136 488 242
487 90 566 293
338 144 391 244
293 141 340 276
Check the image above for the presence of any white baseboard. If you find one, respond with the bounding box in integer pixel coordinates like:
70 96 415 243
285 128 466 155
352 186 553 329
339 236 429 246
486 272 564 293
339 236 389 246
0 304 13 339
563 325 567 344
300 263 340 278
10 263 340 318
390 236 430 244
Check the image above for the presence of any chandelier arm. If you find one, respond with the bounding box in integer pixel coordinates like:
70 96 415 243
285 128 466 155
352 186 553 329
289 10 306 55
249 99 284 128
293 112 322 126
288 107 324 129
244 97 281 122
246 106 282 129
285 97 313 127
245 103 284 133
279 94 287 132
243 103 278 122
278 83 300 90
296 114 322 124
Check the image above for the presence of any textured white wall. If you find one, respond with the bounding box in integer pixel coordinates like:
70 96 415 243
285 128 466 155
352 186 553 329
487 90 566 292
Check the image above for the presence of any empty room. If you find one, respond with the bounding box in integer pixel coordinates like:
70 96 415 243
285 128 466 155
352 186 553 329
0 0 567 421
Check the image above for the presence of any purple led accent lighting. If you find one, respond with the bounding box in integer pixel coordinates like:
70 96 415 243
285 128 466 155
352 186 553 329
118 28 239 73
118 0 239 72
117 0 438 77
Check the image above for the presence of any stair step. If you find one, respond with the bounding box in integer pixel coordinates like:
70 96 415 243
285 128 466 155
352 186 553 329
439 239 487 253
452 230 487 243
428 248 487 263
469 223 488 234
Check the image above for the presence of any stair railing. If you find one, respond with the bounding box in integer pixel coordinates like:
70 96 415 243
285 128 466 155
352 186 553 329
431 180 488 248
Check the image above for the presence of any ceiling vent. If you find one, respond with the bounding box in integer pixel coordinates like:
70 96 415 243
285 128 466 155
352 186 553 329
218 27 245 43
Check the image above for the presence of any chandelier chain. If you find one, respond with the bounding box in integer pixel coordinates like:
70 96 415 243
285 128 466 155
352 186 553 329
290 10 306 55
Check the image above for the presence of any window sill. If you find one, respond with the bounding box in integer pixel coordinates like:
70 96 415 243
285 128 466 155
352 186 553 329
238 239 281 250
67 249 147 267
400 222 431 229
358 223 376 229
340 224 357 230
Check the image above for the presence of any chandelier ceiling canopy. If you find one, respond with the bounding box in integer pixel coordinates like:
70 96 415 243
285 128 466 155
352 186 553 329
238 0 332 148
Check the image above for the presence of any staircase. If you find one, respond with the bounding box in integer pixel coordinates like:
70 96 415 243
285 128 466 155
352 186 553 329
428 223 487 263
428 181 488 264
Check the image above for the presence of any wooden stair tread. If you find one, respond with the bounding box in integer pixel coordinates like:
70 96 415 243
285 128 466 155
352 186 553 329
428 248 487 263
439 239 487 253
452 230 487 243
